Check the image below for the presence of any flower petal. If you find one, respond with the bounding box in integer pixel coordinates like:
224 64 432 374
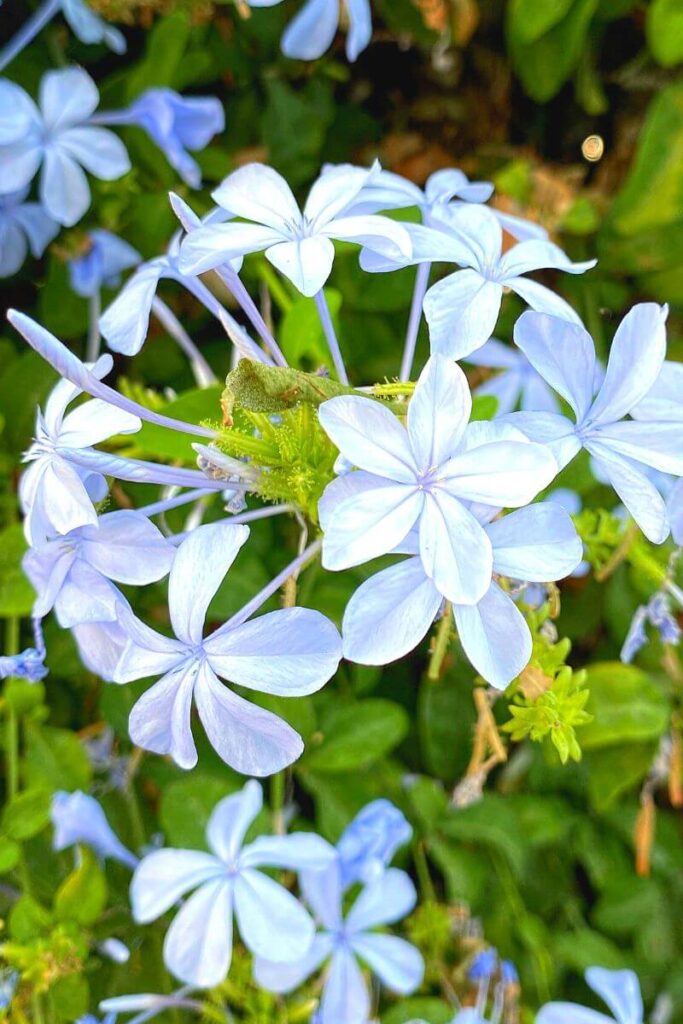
589 420 683 476
169 523 250 645
266 236 335 297
513 311 595 422
349 933 424 994
281 0 339 60
321 476 423 571
305 163 376 226
241 832 336 872
58 126 131 180
319 395 416 480
130 848 222 922
205 607 341 696
234 868 314 962
586 442 669 544
498 239 595 279
300 859 343 930
39 68 99 129
439 439 557 506
454 582 532 689
536 1007 613 1024
487 503 583 581
253 934 334 994
99 258 165 355
319 947 370 1024
178 222 284 275
194 662 304 775
419 490 493 605
212 163 301 230
346 868 416 932
424 269 502 360
407 355 471 469
39 147 91 226
585 967 643 1024
163 879 234 987
507 277 583 325
342 558 441 665
60 398 140 447
589 303 668 425
128 663 199 769
205 780 262 863
632 360 683 422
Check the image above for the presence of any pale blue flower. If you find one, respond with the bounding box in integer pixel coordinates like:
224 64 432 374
51 789 138 868
318 355 558 606
23 510 175 628
0 188 58 277
92 89 224 189
19 356 141 545
337 799 412 888
246 0 372 61
0 647 48 683
0 971 19 1013
110 523 342 774
503 304 683 544
621 593 681 663
345 165 549 241
360 204 594 360
537 966 644 1024
254 861 424 1024
341 499 581 688
0 0 125 78
72 616 130 683
178 161 411 297
68 230 140 298
0 68 131 227
130 780 335 987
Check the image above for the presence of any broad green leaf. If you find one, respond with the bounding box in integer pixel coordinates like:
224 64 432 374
507 0 599 103
160 774 241 848
2 788 51 841
9 895 52 941
134 386 222 461
581 663 669 748
0 837 20 874
382 998 453 1024
584 742 658 809
24 724 92 793
280 289 342 368
302 699 409 773
507 0 576 45
553 926 626 970
0 524 35 616
54 848 108 925
439 794 527 877
647 0 683 67
48 974 90 1022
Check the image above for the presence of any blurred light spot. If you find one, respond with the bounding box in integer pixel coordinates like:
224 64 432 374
582 135 604 162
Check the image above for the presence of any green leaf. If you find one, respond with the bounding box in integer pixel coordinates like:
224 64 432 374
382 998 453 1024
9 895 52 941
280 290 342 368
553 926 626 971
134 387 222 461
302 699 409 773
2 788 51 841
24 724 92 793
580 663 669 748
47 974 90 1022
507 0 599 103
507 0 576 45
160 775 241 848
606 81 683 236
0 524 35 617
647 0 683 67
0 837 20 874
0 350 58 453
584 742 658 810
439 794 527 877
54 848 108 925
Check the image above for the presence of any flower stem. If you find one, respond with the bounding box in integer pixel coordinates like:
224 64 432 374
86 290 102 363
221 538 322 632
0 0 61 73
427 603 452 681
169 502 294 544
314 290 349 385
271 771 286 836
400 262 430 381
151 297 217 387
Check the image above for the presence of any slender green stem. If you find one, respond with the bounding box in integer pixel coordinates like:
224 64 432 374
5 617 20 800
271 771 286 835
427 604 453 681
413 839 436 903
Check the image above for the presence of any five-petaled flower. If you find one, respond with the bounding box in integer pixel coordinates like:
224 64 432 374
318 355 558 606
111 523 342 775
131 780 335 987
178 162 411 297
537 966 644 1024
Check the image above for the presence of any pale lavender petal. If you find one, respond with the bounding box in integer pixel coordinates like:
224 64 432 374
536 1006 613 1024
586 442 669 544
424 269 503 360
342 558 441 665
194 662 304 776
498 239 595 278
265 236 335 296
241 832 336 872
632 360 683 422
39 148 91 226
319 947 370 1024
440 440 557 506
234 868 314 961
81 510 175 584
281 0 339 60
589 303 668 425
453 582 532 689
345 0 372 60
407 355 471 469
590 421 683 475
178 222 284 276
321 477 423 571
349 933 424 993
130 849 222 922
39 67 99 129
585 967 643 1024
488 504 583 581
318 396 416 480
508 277 583 324
59 399 140 447
128 663 199 769
206 780 262 864
513 310 595 422
419 490 493 605
163 879 234 987
346 868 416 932
212 163 300 230
253 934 334 994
